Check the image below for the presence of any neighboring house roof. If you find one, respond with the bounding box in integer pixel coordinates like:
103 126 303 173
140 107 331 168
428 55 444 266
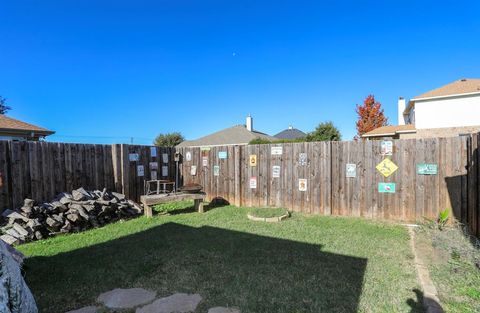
274 127 307 140
405 78 480 115
0 115 55 136
362 124 416 138
177 125 277 147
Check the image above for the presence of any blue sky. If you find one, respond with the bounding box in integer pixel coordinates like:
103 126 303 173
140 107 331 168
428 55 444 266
1 1 479 144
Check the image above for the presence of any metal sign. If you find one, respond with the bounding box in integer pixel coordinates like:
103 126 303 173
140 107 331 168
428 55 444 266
213 165 220 176
137 165 144 177
185 151 192 161
250 177 257 189
151 170 157 181
162 165 168 177
299 153 307 166
381 141 393 156
249 154 257 166
378 182 396 193
129 153 139 162
417 163 438 175
271 146 283 155
299 179 307 191
200 147 211 151
202 157 208 167
149 162 158 170
218 151 228 159
376 158 398 177
190 165 197 176
272 165 281 178
150 147 157 157
346 163 356 178
162 153 169 164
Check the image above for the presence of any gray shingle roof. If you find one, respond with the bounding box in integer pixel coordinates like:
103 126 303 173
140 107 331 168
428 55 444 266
274 128 306 140
177 125 277 147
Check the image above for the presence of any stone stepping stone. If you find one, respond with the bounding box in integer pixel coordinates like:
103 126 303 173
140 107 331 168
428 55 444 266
65 306 98 313
136 293 202 313
97 288 156 309
208 307 241 313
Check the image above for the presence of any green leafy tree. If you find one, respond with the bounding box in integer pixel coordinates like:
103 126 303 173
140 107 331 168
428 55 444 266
306 121 341 142
153 132 185 147
0 96 11 115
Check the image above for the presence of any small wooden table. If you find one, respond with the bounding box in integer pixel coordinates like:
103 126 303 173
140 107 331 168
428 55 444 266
140 192 206 218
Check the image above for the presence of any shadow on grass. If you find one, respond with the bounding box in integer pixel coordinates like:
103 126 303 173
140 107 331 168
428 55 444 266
25 223 367 313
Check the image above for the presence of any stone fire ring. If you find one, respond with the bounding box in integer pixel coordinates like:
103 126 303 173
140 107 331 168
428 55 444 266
247 213 290 223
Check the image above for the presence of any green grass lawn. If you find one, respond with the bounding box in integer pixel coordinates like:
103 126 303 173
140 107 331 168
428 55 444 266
248 207 289 218
19 201 424 313
415 225 480 313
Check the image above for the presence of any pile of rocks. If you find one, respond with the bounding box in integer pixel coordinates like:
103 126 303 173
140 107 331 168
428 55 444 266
0 188 142 245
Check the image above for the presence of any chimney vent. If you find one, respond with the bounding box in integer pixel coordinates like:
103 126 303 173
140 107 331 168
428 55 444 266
246 114 253 132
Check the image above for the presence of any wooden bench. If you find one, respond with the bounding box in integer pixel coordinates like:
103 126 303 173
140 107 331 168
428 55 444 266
140 192 206 218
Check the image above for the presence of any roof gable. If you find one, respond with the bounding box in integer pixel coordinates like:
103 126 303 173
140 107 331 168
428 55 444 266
0 115 54 135
274 128 307 140
413 79 480 100
362 124 416 137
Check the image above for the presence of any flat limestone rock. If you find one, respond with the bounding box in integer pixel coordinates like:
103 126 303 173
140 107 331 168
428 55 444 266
136 293 202 313
97 288 156 309
65 306 99 313
208 307 241 313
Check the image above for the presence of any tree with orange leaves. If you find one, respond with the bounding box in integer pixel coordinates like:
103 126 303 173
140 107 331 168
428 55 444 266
355 95 388 139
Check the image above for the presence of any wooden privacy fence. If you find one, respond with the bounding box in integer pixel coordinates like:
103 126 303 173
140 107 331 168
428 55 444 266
0 141 175 211
177 134 480 236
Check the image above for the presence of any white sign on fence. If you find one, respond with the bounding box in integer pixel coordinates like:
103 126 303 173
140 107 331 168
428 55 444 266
162 153 169 164
129 153 139 162
151 170 157 181
213 165 220 176
271 146 283 155
381 140 393 156
150 147 157 157
186 151 192 161
299 179 307 191
162 165 168 177
299 153 307 166
272 165 281 178
346 163 356 178
149 162 158 170
202 157 208 167
190 165 197 176
250 177 257 189
137 165 145 177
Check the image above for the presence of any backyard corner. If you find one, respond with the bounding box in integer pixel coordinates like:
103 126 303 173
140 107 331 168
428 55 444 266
19 201 424 313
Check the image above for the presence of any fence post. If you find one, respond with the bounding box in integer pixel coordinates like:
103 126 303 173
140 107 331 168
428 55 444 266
234 145 242 207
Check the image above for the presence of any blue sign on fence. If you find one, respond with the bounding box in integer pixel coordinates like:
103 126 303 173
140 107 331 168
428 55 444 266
218 151 228 159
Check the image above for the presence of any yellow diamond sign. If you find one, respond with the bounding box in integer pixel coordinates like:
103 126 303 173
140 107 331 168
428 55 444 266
376 158 398 177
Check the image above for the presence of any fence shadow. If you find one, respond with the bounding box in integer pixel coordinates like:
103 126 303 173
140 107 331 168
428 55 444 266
24 223 367 313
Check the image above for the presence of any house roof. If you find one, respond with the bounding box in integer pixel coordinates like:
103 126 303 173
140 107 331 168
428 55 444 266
362 124 416 138
0 115 54 136
274 127 307 140
412 79 480 100
177 125 277 147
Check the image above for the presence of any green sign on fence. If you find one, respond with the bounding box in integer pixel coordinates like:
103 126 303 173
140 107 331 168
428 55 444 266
378 182 396 193
417 163 438 175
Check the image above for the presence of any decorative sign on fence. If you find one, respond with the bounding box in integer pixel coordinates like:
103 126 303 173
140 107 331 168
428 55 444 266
272 165 281 178
218 151 228 159
200 147 211 151
129 153 139 162
202 157 208 167
299 153 307 166
376 158 398 177
185 151 192 162
346 163 356 178
249 154 257 166
250 177 257 189
151 171 157 181
299 179 307 191
150 147 157 157
378 182 396 193
149 162 158 170
190 165 197 176
271 146 283 155
162 153 169 164
417 163 438 175
137 165 145 177
213 165 220 176
381 141 393 156
162 165 168 177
